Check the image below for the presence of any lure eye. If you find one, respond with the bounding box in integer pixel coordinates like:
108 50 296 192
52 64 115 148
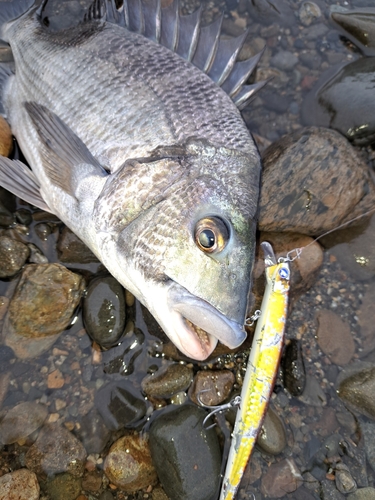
194 217 229 254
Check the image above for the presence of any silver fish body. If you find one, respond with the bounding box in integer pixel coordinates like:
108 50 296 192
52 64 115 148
0 0 262 360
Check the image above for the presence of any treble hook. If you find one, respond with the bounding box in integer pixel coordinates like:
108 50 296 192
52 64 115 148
197 392 242 430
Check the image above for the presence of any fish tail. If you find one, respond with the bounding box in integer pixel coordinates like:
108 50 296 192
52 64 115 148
0 0 37 41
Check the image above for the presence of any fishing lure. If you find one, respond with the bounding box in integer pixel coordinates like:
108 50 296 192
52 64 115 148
219 241 290 500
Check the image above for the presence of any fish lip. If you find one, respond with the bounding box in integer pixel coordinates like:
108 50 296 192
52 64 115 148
167 281 247 360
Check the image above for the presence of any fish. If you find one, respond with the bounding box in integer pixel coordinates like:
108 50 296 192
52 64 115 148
0 0 263 361
220 242 289 499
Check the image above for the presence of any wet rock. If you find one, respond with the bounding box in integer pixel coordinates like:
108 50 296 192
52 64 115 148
188 369 235 406
247 0 295 27
25 423 87 477
149 405 221 500
257 406 287 455
76 408 111 454
338 367 375 419
358 282 375 355
361 421 375 473
299 2 322 26
0 236 30 278
0 371 11 409
302 58 375 145
348 488 375 500
101 326 144 376
321 478 346 499
104 434 157 492
259 127 375 235
316 310 355 365
83 275 126 348
152 486 169 500
95 380 147 431
57 225 99 263
82 469 103 493
270 50 298 71
335 463 357 494
15 208 33 226
142 363 193 399
0 116 12 158
283 339 306 396
260 458 303 497
299 375 327 407
0 401 48 445
0 188 15 226
0 469 40 500
256 232 323 306
330 6 375 57
0 296 8 322
45 473 82 500
327 213 375 282
2 263 85 359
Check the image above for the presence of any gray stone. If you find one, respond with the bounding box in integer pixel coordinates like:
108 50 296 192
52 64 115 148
25 423 87 477
348 488 375 500
361 421 375 472
271 50 298 71
338 367 375 419
299 2 322 26
0 401 48 445
149 405 221 500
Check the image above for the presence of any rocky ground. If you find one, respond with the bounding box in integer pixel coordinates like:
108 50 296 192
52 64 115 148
0 0 375 499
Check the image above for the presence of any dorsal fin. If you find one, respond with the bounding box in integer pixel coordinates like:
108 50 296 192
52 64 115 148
94 0 265 109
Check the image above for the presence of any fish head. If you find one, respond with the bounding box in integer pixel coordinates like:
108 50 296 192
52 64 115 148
111 140 260 360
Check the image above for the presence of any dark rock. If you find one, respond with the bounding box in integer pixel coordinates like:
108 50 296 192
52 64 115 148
257 405 287 455
25 423 87 477
141 363 193 399
0 401 48 445
149 405 221 500
302 58 375 145
361 421 375 473
15 209 32 226
338 367 375 419
283 339 306 396
104 434 158 492
260 458 303 497
0 236 29 278
83 275 126 348
95 380 147 431
335 463 357 494
320 478 346 499
299 375 327 407
189 369 235 406
259 127 375 235
330 6 375 57
57 225 99 263
316 310 355 365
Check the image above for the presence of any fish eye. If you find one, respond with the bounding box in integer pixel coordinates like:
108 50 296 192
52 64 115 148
194 217 229 254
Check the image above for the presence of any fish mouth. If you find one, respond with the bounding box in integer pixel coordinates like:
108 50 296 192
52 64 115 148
166 282 247 361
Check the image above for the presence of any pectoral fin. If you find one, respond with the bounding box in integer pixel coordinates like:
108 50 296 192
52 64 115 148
0 156 51 211
25 101 108 198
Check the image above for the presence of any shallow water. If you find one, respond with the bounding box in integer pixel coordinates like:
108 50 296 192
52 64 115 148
1 0 375 499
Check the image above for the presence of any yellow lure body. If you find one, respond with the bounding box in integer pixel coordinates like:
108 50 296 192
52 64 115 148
220 244 290 500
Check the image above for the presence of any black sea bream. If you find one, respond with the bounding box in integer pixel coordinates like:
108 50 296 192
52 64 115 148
0 0 263 360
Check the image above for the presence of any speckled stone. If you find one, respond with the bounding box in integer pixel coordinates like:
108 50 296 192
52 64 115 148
142 363 193 398
0 236 30 278
104 434 157 492
45 473 82 500
0 469 39 500
338 367 375 420
188 369 235 406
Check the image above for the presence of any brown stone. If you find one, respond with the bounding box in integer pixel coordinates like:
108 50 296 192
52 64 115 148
259 127 375 235
357 282 375 355
104 434 158 492
0 116 12 158
188 369 235 406
0 469 39 500
316 310 355 365
47 369 65 389
261 458 303 498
